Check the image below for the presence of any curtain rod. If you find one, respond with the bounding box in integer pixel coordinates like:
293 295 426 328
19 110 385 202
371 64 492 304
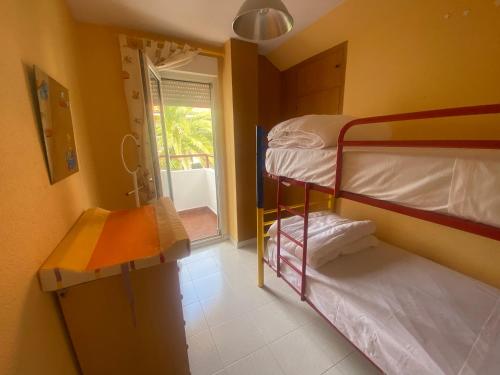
199 48 224 58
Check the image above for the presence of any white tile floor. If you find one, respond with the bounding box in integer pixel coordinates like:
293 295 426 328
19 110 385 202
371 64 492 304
180 241 381 375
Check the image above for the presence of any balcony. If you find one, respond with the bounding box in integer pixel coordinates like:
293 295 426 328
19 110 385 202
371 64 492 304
160 154 219 241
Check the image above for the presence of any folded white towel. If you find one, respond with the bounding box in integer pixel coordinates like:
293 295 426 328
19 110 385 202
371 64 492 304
267 211 376 268
267 115 356 149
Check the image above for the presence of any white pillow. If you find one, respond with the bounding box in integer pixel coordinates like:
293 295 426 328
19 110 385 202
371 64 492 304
312 235 379 269
268 115 356 149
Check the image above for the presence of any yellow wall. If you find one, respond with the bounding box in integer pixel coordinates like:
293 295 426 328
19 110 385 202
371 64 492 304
0 8 228 373
267 0 500 287
76 24 225 211
221 40 239 241
75 23 137 210
268 0 500 117
0 1 97 374
336 199 500 289
73 24 260 245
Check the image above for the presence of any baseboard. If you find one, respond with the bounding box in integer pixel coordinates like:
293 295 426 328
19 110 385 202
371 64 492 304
191 234 228 249
178 206 213 214
234 237 257 249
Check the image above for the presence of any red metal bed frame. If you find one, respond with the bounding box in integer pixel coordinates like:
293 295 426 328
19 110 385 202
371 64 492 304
256 103 500 373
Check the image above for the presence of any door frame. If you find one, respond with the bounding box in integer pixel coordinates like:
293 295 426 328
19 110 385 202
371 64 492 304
139 50 174 200
161 69 227 241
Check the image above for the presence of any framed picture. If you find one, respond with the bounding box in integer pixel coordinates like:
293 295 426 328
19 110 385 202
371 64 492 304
34 66 79 183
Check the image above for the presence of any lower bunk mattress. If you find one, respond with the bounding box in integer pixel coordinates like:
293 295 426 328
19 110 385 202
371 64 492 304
266 240 500 375
265 147 500 227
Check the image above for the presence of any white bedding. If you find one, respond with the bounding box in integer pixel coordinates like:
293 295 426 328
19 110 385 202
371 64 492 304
267 114 356 149
448 157 500 228
267 211 376 268
266 240 500 375
265 147 500 226
266 147 337 188
265 147 455 212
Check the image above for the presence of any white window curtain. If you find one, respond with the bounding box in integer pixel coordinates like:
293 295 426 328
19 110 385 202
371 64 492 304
118 34 200 203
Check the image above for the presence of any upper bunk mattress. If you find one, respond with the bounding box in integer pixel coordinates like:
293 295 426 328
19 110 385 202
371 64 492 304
265 147 500 226
266 147 338 190
265 147 455 212
266 240 500 375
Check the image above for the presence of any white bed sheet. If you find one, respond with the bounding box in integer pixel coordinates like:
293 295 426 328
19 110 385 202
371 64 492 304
265 147 500 225
265 147 337 189
265 147 455 212
266 240 500 375
448 157 500 228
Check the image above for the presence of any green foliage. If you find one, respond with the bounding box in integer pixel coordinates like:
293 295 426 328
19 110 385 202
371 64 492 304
155 106 214 170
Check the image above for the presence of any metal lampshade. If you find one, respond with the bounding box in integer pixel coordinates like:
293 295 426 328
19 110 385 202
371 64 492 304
233 0 294 41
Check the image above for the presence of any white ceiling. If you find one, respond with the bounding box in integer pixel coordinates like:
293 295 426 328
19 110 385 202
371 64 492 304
66 0 344 54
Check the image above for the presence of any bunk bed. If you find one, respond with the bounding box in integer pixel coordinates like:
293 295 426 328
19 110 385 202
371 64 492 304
256 104 500 374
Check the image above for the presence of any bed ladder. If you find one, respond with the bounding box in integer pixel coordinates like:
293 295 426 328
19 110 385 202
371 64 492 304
276 176 311 301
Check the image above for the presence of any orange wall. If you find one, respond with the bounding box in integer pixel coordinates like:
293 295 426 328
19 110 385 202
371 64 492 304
0 1 97 374
268 0 500 139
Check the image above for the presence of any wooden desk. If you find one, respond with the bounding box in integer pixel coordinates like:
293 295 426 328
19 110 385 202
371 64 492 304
39 198 191 375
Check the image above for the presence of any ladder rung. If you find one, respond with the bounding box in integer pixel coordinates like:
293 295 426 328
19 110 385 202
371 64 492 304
279 230 304 247
287 202 308 210
263 220 275 226
279 204 304 218
279 255 302 275
280 177 307 188
264 200 329 216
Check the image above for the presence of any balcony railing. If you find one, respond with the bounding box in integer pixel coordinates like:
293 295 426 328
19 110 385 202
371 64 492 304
160 153 214 170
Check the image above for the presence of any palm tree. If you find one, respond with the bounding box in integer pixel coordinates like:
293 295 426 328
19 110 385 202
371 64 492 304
155 106 214 170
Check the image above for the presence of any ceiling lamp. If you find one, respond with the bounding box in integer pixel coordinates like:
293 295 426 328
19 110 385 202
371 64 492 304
233 0 294 41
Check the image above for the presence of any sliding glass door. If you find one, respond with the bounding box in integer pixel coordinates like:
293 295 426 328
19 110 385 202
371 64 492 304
161 78 221 241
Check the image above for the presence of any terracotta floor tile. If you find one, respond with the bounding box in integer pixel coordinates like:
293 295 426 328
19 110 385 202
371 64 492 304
179 207 218 241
